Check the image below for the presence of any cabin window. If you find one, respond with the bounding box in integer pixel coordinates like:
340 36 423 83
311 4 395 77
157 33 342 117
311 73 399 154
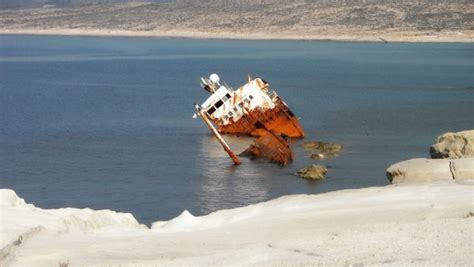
215 100 224 109
233 107 238 112
228 111 233 117
222 93 232 102
207 106 216 115
224 115 229 120
249 95 254 100
238 102 244 108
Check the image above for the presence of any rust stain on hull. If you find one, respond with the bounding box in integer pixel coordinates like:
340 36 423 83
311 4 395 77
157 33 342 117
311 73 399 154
195 74 305 165
241 130 293 165
217 98 305 139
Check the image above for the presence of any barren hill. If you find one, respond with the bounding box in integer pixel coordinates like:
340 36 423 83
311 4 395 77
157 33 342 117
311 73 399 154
0 0 473 41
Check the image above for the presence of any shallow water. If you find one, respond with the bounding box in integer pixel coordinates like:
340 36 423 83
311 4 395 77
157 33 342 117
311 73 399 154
0 35 473 224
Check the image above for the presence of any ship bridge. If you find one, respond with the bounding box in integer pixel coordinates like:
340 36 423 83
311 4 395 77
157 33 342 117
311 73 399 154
201 76 276 126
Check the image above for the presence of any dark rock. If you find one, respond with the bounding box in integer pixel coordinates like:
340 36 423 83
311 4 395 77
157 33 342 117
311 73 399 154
295 164 327 180
303 141 342 160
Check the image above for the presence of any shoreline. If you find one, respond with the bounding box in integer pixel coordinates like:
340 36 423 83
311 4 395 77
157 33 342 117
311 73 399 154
1 28 473 43
1 181 473 266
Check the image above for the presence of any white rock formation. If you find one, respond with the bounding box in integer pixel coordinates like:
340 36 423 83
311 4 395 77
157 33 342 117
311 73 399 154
386 158 474 183
0 189 146 250
1 182 473 266
387 130 474 184
430 130 474 159
451 157 474 180
386 158 452 183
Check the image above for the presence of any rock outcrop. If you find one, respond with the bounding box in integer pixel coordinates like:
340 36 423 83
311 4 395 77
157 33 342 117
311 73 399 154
430 130 474 159
450 157 474 181
387 130 474 184
386 158 474 183
303 141 342 160
295 164 328 180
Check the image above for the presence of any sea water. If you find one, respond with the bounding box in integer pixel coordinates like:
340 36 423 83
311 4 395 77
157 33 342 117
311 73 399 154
0 35 472 224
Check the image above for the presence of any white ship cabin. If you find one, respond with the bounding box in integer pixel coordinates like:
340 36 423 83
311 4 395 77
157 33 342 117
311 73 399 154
200 74 276 126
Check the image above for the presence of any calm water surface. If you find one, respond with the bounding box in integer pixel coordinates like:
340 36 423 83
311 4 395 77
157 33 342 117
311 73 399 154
0 35 473 224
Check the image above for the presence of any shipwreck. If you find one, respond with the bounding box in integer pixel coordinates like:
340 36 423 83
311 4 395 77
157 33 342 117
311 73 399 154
194 74 305 165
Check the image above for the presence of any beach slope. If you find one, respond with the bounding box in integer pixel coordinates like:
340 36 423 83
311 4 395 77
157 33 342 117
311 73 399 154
1 181 473 266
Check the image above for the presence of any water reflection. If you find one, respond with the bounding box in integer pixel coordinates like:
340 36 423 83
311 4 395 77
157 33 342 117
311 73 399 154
196 134 275 213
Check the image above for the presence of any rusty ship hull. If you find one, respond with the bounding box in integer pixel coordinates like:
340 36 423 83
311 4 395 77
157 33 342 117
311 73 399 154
217 96 304 139
195 74 305 165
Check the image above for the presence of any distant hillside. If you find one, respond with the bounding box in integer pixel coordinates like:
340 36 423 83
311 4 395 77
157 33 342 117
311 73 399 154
0 0 168 9
0 0 472 41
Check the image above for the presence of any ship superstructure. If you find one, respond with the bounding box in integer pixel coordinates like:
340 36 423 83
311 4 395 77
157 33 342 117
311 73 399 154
195 74 305 165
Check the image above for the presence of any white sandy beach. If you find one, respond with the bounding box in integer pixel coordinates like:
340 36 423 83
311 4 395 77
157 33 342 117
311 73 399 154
1 181 473 266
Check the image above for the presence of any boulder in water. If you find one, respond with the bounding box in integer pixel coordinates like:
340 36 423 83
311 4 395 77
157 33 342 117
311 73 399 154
310 153 326 160
303 141 342 160
295 164 328 180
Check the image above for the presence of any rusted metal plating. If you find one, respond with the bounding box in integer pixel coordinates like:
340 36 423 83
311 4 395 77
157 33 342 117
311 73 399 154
195 74 305 165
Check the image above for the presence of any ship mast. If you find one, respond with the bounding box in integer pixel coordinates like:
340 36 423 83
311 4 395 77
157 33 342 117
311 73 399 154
195 104 241 165
200 73 221 93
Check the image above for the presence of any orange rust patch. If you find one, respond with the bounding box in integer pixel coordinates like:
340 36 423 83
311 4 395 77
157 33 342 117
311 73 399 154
216 98 305 138
241 130 293 165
